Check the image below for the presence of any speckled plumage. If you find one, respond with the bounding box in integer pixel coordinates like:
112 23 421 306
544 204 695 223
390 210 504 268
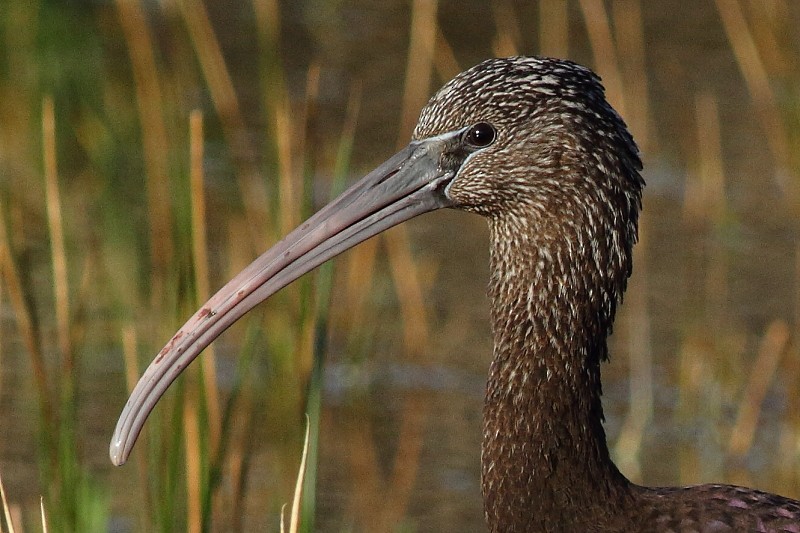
415 57 800 532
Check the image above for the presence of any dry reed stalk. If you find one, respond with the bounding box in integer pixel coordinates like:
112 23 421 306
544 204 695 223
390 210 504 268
344 395 433 530
183 378 202 533
691 92 730 325
344 406 382 528
226 386 252 532
577 0 627 117
743 0 791 77
2 0 38 194
275 87 297 236
539 0 569 57
291 66 321 376
121 324 152 521
0 473 15 533
0 200 52 428
121 325 140 406
295 64 322 213
187 110 222 532
794 244 800 338
705 243 730 341
492 2 521 57
728 319 789 457
189 110 222 453
178 0 268 248
398 0 438 140
252 0 280 48
340 0 439 347
714 0 789 177
40 497 48 533
339 240 377 342
71 251 96 352
334 83 377 335
613 214 653 483
287 415 310 533
611 0 653 152
113 0 174 309
252 0 287 205
685 93 727 224
42 96 72 373
387 0 439 359
433 28 461 83
344 5 443 518
222 216 259 530
379 393 429 526
333 83 363 183
676 337 711 485
777 342 800 491
385 231 431 358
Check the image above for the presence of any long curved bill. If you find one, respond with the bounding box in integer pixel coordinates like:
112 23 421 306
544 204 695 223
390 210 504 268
110 132 460 466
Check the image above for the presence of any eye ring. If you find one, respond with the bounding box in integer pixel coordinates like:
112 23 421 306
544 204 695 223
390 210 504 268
465 122 497 148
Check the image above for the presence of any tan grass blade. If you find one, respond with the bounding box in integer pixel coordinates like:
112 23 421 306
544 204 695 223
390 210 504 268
184 380 202 533
189 110 221 452
122 324 153 515
289 415 311 533
275 87 297 236
577 0 627 116
390 0 439 358
40 496 48 533
433 28 461 83
492 2 521 57
42 96 72 369
676 336 712 485
113 0 174 307
0 200 52 427
385 230 431 358
714 0 789 173
611 0 653 151
186 110 213 533
339 0 438 350
178 0 268 248
0 473 14 533
222 217 258 530
295 64 325 380
685 92 727 225
342 3 439 527
539 0 568 57
728 320 789 457
743 0 791 77
398 0 439 141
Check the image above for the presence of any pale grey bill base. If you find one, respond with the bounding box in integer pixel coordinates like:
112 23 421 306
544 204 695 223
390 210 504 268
109 133 459 466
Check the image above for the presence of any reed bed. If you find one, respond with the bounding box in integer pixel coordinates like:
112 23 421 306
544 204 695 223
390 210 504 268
0 0 798 531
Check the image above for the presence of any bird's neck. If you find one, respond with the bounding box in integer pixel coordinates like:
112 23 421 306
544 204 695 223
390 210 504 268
482 215 633 531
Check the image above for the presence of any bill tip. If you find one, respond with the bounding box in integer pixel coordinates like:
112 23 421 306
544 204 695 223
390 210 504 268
109 438 128 466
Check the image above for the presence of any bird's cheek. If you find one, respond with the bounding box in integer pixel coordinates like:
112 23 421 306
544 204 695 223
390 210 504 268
444 176 476 206
444 176 499 214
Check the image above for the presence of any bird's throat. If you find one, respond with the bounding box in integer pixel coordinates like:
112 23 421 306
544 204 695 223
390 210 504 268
481 217 633 531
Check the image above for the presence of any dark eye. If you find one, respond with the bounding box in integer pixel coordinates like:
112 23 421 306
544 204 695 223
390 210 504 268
465 122 496 148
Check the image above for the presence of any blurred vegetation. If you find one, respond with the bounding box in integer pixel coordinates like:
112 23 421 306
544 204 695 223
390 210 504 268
0 0 798 532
